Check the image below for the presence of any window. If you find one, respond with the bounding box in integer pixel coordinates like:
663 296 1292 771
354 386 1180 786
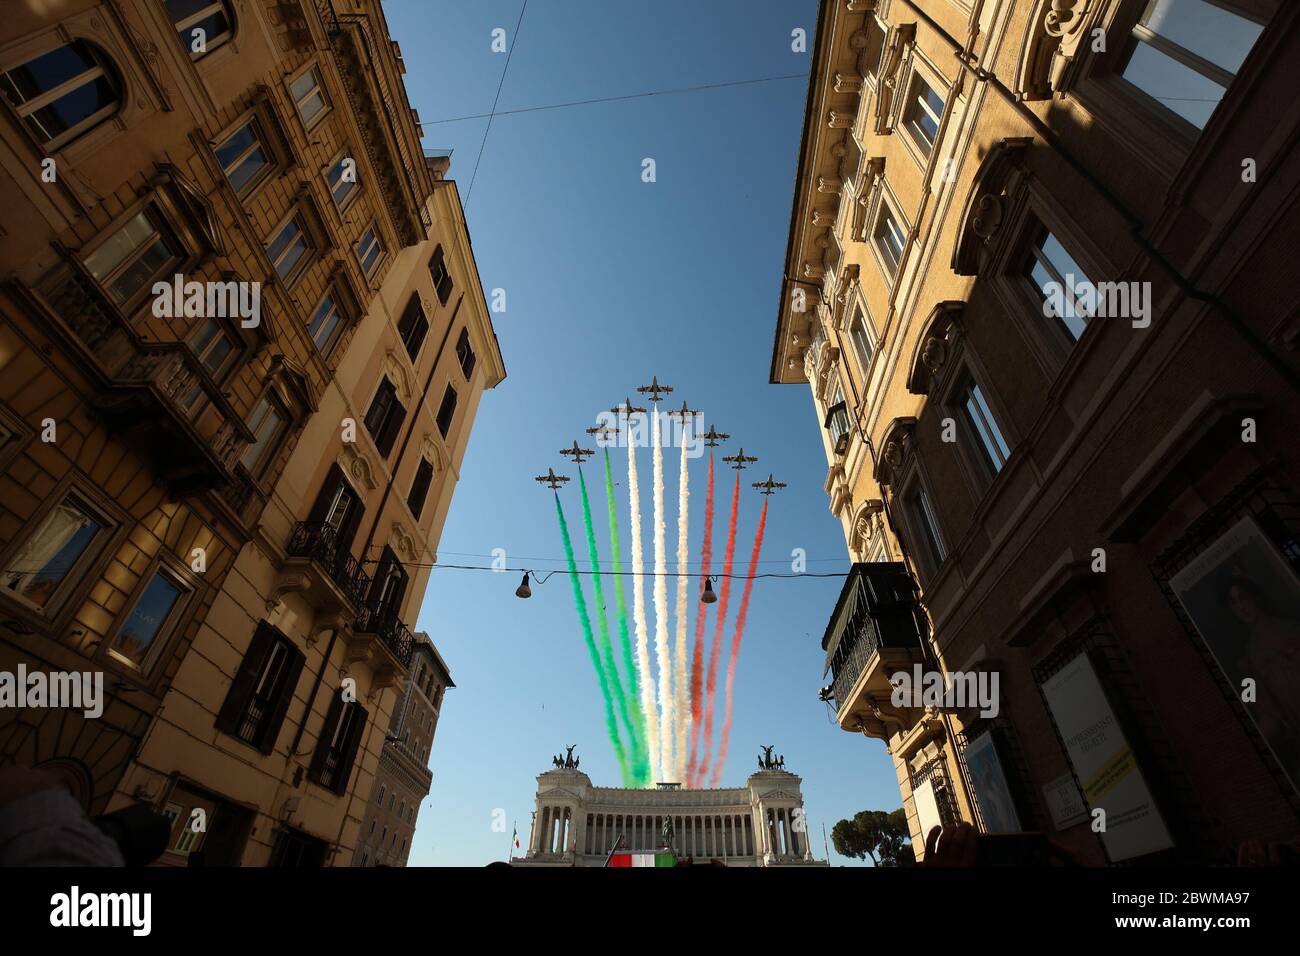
241 394 288 475
397 295 429 360
960 381 1012 474
326 149 358 208
429 246 453 304
355 224 384 277
407 458 435 520
307 292 344 354
0 40 119 150
823 382 850 456
435 385 457 439
165 0 234 59
266 214 311 283
906 484 946 575
1119 0 1268 130
107 565 190 670
1 495 107 610
1023 227 1093 342
873 203 906 277
290 66 327 128
216 621 305 753
189 317 237 380
364 377 406 457
368 547 408 627
388 793 395 811
455 328 476 379
83 209 184 307
376 785 386 805
308 693 367 795
848 309 875 373
904 72 945 156
215 119 269 194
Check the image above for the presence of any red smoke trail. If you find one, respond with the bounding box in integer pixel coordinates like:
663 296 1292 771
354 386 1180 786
685 452 715 786
695 471 740 787
710 497 769 788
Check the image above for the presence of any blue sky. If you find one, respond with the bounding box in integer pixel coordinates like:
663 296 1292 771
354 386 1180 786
383 0 899 866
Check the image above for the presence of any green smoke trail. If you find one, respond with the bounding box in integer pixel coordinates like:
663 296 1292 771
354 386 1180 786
555 492 630 785
579 468 644 784
604 449 648 785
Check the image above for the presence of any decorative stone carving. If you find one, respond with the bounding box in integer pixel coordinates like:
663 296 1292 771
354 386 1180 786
970 194 1003 240
340 443 379 491
907 302 965 395
1016 0 1094 100
827 110 854 129
834 72 863 94
951 138 1031 277
817 176 841 195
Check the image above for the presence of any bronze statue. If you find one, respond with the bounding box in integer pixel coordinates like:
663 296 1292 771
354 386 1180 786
564 745 577 768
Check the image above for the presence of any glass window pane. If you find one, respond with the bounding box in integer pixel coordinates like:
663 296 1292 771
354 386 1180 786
1122 40 1224 128
309 295 341 351
1 500 102 607
1144 0 1265 73
0 42 96 106
25 75 115 143
84 212 153 281
111 571 184 667
108 237 174 304
290 69 318 101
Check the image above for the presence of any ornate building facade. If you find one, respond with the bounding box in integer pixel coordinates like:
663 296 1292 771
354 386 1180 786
774 0 1300 863
354 631 452 867
514 763 825 867
0 0 502 865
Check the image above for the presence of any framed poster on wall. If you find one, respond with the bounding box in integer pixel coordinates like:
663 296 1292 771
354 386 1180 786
1168 516 1300 793
965 731 1022 832
1040 652 1174 861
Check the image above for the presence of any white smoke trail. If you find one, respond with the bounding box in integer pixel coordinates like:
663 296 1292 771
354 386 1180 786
628 419 660 786
651 408 674 781
673 423 691 783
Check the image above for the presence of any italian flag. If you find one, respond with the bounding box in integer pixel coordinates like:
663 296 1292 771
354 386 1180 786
606 851 676 867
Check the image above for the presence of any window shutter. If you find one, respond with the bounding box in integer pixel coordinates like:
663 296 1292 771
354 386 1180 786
436 387 457 437
377 399 406 457
407 459 434 519
216 622 277 736
306 464 346 525
333 702 369 796
405 311 429 359
364 381 391 436
309 691 344 783
259 641 306 755
436 273 453 305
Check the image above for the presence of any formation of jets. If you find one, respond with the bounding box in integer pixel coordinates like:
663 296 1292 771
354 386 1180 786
534 467 570 490
535 378 785 496
723 447 758 471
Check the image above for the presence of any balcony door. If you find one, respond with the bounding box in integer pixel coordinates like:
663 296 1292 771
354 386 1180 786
306 465 363 571
367 546 408 627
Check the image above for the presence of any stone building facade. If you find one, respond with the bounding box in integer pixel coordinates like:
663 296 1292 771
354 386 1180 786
515 767 825 867
0 0 502 865
774 0 1300 863
354 631 452 867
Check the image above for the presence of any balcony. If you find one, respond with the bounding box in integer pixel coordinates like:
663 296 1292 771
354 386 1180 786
350 604 416 675
821 563 928 738
19 252 254 496
276 522 372 618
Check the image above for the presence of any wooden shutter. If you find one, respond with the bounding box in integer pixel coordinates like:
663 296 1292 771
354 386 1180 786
259 641 306 755
407 458 434 519
216 622 277 737
436 273 453 304
363 380 393 436
436 386 457 437
332 702 369 796
376 398 406 457
309 690 344 783
306 464 345 525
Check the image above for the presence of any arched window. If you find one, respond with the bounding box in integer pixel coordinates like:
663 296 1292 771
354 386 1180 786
165 1 235 60
1 40 121 150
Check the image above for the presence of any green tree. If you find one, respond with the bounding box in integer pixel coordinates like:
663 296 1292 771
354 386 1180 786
830 808 914 867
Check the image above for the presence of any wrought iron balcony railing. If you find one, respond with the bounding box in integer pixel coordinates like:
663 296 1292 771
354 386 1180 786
285 522 371 608
352 604 415 670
